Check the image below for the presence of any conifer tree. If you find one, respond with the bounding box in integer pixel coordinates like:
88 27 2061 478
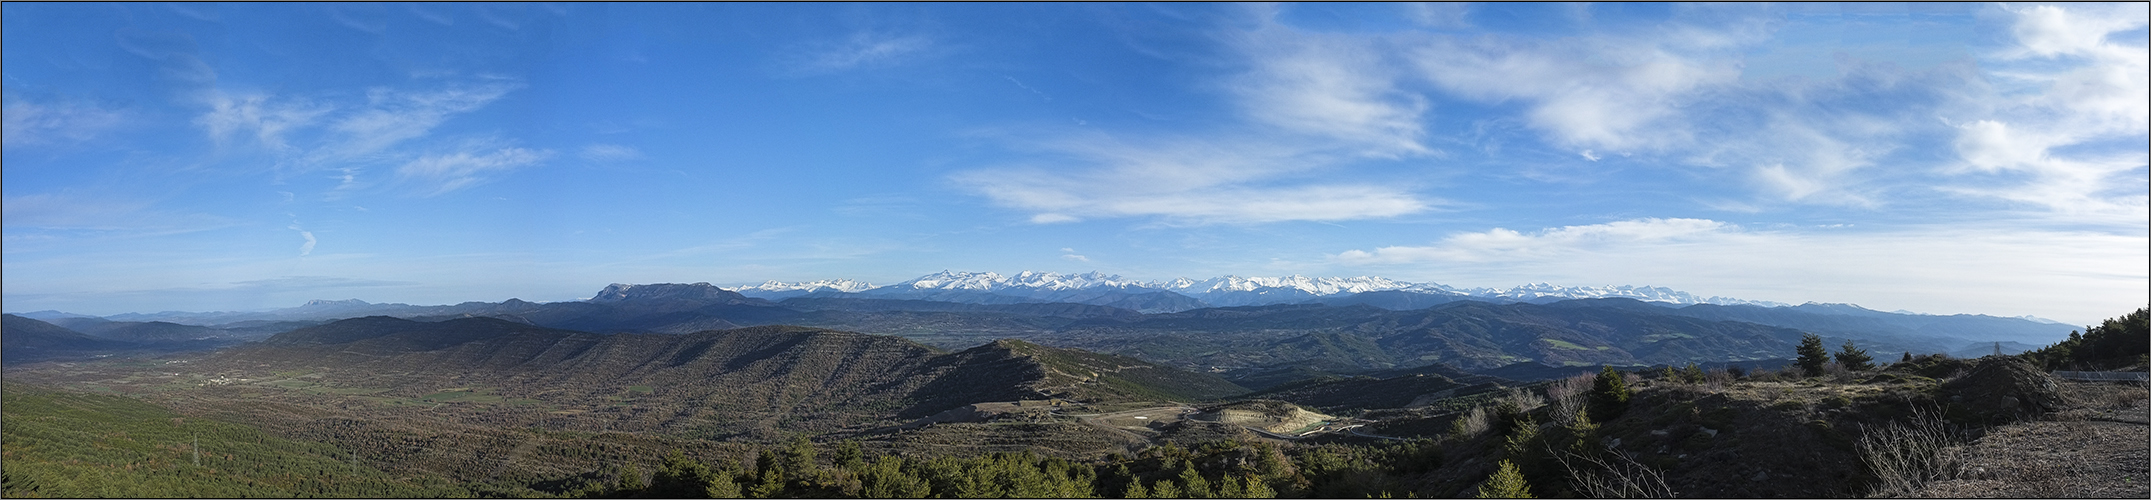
1217 474 1244 498
834 440 864 471
1475 460 1534 498
1796 333 1830 377
1682 363 1705 383
1835 340 1874 371
1588 366 1630 423
781 435 817 486
1151 479 1181 498
1123 477 1150 499
705 470 742 499
1243 475 1277 498
1177 463 1211 498
652 450 716 498
617 464 646 492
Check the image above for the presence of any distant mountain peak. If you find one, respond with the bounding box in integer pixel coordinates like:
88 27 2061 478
588 282 746 303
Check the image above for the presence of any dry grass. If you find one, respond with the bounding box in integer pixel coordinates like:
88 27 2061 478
1555 448 1676 499
1855 406 1968 498
1904 379 2151 498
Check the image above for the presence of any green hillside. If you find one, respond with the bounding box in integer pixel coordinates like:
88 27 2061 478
0 382 467 498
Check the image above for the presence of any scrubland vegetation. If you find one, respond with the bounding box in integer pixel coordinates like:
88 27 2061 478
3 308 2143 498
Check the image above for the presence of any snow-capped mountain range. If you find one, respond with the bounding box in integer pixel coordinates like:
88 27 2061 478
732 271 1791 310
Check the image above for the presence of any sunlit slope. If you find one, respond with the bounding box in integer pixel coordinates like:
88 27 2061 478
0 382 464 498
204 317 1241 425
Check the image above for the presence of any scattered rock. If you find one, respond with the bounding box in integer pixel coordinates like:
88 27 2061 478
1700 426 1718 438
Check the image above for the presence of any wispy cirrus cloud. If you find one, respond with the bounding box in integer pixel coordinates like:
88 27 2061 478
1233 10 1431 157
1941 3 2149 220
185 81 527 198
951 134 1431 225
579 143 644 163
1 193 235 236
953 7 1441 225
195 92 333 151
1407 30 1742 154
796 32 933 73
2 98 126 147
394 139 553 196
321 82 519 161
1336 217 1737 264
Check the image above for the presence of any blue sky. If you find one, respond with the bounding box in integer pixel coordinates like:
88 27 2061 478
3 3 2145 325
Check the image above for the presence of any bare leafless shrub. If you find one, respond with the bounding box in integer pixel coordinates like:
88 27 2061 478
1502 387 1546 414
1703 367 1735 390
1554 448 1675 498
1857 406 1968 497
1450 405 1491 441
1547 373 1595 425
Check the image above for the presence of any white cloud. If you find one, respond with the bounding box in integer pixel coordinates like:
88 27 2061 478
1233 16 1430 157
395 141 553 196
0 193 238 244
325 83 517 160
2 99 125 147
289 224 317 256
195 91 333 151
952 134 1430 224
1336 218 1736 264
800 32 931 72
1407 33 1740 152
1332 218 2149 325
1940 4 2149 217
579 143 644 163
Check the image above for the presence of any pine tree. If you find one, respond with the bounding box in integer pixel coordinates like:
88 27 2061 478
1588 366 1630 423
1177 463 1210 499
1242 475 1276 499
1796 333 1830 377
782 435 817 486
617 464 646 493
705 470 742 499
1151 479 1181 498
652 450 717 498
1474 460 1534 498
1682 363 1705 383
1123 477 1150 499
1835 340 1874 371
834 440 864 471
1216 474 1244 498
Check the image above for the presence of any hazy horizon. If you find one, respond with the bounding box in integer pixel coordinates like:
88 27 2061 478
5 3 2146 325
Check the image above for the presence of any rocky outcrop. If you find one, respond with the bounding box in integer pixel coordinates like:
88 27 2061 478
1940 357 2065 423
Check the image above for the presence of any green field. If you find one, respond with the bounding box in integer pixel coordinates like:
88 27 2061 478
0 382 469 498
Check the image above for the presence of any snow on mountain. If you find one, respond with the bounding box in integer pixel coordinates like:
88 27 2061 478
1456 283 1789 307
735 279 876 294
888 270 1153 292
730 279 877 300
1159 275 1452 295
741 271 1790 308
